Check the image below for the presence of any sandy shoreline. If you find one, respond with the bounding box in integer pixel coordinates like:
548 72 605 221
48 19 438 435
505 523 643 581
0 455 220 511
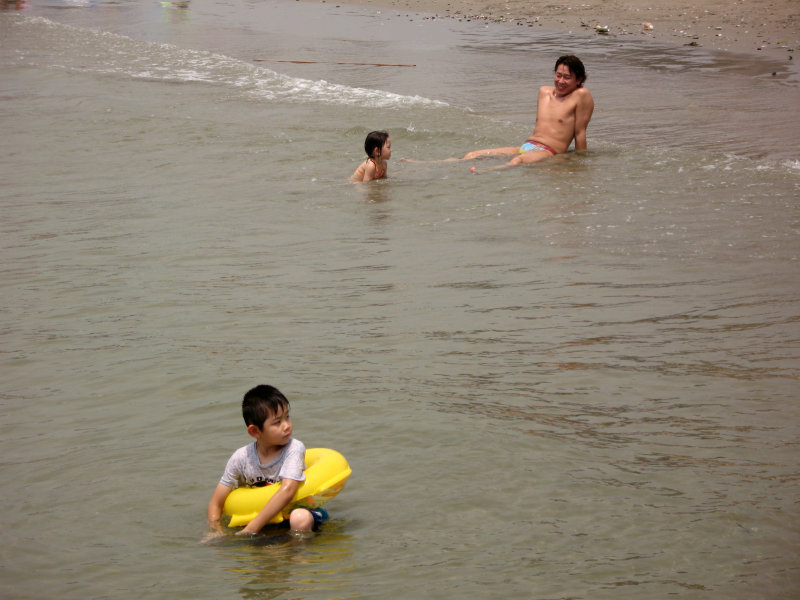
313 0 797 63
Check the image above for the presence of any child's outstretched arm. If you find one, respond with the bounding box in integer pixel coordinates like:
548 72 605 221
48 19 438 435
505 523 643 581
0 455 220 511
237 478 301 535
400 156 462 164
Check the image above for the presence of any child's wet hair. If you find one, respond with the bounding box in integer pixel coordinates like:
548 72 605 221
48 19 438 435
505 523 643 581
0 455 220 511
364 130 389 158
242 384 289 428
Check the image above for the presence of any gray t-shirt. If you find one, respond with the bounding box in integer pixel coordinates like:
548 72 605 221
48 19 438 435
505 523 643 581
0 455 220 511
219 438 306 489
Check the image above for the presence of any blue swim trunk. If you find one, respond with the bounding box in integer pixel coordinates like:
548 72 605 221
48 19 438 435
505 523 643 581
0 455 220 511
279 507 329 530
309 507 329 529
519 141 556 155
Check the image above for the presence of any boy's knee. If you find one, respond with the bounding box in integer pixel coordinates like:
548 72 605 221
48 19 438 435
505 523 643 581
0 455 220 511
289 508 314 531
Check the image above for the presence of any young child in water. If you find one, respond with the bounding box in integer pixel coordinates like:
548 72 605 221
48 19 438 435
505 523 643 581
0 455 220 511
351 131 391 182
205 385 327 539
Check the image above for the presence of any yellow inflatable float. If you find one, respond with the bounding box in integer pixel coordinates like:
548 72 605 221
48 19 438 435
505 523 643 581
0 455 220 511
223 447 351 527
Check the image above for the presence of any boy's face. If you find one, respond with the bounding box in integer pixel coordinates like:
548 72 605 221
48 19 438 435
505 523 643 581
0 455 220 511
250 405 293 448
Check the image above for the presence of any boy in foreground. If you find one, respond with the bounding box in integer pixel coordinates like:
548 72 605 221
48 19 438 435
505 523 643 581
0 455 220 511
205 385 326 539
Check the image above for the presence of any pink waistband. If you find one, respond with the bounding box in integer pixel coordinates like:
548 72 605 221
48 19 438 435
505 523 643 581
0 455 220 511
525 139 557 155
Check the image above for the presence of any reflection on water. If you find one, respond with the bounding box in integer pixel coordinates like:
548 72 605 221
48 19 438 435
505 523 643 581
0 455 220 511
209 524 356 599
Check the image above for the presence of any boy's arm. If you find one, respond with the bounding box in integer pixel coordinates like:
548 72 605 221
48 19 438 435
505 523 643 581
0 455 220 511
573 89 594 152
207 482 233 532
238 478 301 534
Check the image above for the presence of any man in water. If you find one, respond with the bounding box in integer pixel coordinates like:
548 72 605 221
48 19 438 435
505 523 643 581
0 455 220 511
461 55 594 172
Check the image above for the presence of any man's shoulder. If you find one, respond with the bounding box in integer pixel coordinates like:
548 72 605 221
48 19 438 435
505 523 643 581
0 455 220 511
575 87 594 111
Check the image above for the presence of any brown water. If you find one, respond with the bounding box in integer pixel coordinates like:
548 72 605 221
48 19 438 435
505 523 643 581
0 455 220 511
1 1 799 598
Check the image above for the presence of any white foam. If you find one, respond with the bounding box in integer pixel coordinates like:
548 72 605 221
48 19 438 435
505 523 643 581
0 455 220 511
19 16 447 109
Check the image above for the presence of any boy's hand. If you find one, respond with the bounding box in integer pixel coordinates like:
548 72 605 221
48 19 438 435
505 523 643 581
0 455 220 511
234 478 300 535
236 521 261 535
235 528 258 536
200 529 225 545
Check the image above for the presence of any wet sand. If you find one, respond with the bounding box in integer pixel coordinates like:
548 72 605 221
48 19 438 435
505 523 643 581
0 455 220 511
314 0 797 63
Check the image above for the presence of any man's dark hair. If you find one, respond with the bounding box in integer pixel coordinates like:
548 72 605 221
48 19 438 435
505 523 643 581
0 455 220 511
555 55 587 86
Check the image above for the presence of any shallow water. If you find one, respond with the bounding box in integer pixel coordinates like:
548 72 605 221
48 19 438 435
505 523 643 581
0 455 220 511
1 1 799 599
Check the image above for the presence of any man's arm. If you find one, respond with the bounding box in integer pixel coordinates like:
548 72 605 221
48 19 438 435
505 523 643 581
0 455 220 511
573 89 595 151
238 478 300 534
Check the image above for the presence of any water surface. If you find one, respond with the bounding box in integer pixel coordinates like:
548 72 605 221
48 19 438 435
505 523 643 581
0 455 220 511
1 1 799 598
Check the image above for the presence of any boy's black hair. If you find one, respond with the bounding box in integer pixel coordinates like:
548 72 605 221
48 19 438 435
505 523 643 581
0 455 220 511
364 130 389 159
555 55 587 86
242 384 289 429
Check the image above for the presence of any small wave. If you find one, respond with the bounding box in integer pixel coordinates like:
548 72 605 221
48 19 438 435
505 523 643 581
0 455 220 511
17 16 447 109
246 68 446 108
